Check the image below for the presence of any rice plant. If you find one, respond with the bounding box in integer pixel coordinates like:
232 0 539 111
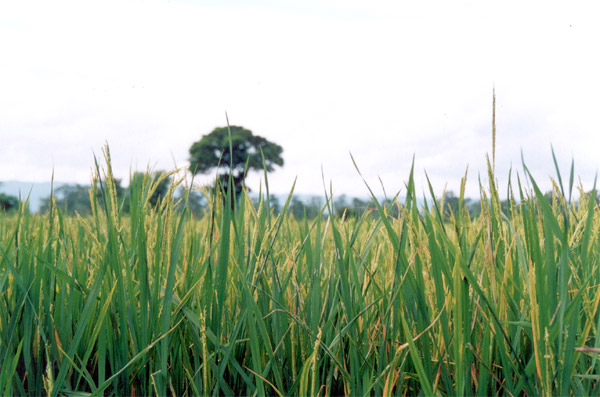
1 143 600 395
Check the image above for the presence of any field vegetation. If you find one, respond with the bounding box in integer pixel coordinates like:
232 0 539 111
2 145 600 395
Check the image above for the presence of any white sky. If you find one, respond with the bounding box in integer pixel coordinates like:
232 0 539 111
1 0 599 199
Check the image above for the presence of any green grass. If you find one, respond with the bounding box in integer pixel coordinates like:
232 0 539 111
2 145 600 395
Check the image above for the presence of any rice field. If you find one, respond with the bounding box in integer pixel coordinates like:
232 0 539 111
2 146 600 396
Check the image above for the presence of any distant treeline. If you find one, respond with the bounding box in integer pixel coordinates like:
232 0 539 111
37 172 207 216
3 178 598 221
30 185 549 222
273 192 498 220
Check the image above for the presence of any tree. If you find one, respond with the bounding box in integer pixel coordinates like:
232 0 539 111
289 196 321 220
40 184 92 215
40 179 126 215
0 193 19 212
174 187 207 216
0 183 19 212
442 191 460 219
129 171 171 208
188 126 284 197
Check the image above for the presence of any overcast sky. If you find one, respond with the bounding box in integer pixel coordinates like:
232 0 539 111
1 1 599 199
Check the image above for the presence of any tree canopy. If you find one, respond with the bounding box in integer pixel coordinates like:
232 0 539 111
188 126 283 195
